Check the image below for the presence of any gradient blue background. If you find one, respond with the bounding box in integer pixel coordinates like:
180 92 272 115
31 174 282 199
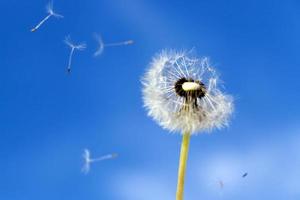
1 0 299 199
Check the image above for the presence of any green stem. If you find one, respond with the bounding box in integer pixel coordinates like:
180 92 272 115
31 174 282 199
176 132 191 200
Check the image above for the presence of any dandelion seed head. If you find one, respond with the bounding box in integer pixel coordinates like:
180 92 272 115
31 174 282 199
82 149 91 174
94 34 105 57
64 36 86 50
142 50 233 134
46 1 63 18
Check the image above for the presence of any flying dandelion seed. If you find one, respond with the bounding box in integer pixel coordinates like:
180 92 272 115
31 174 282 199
217 180 225 199
142 50 233 200
218 180 224 189
64 36 86 74
82 149 118 174
242 172 248 178
207 178 226 198
93 33 133 57
31 1 63 32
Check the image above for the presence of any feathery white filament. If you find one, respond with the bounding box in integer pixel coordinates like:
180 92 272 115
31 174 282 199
64 36 86 73
94 33 134 57
31 1 63 32
142 50 233 134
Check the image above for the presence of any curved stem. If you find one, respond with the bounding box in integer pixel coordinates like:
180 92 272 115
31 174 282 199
67 47 75 71
31 14 51 32
176 132 191 200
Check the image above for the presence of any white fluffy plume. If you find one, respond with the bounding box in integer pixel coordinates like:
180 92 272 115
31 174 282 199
142 50 233 134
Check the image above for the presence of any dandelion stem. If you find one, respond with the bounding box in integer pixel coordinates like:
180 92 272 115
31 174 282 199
104 40 133 47
67 47 75 72
31 14 51 32
176 132 191 200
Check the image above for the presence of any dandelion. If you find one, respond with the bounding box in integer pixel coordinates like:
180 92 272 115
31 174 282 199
64 36 86 74
82 149 118 174
142 50 233 200
93 33 133 57
31 1 63 32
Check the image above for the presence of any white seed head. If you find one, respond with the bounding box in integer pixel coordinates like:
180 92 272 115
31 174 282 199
46 1 63 18
142 50 234 135
64 35 86 50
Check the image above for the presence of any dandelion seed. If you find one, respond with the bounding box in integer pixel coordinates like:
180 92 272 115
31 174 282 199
31 1 63 32
216 179 225 199
218 180 224 189
242 172 248 178
93 33 133 57
64 36 86 74
142 50 234 200
81 149 118 174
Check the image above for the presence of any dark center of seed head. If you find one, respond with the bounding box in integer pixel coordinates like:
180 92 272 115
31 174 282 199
174 77 206 99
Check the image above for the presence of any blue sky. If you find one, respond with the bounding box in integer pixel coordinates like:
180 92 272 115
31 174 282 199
0 0 300 199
